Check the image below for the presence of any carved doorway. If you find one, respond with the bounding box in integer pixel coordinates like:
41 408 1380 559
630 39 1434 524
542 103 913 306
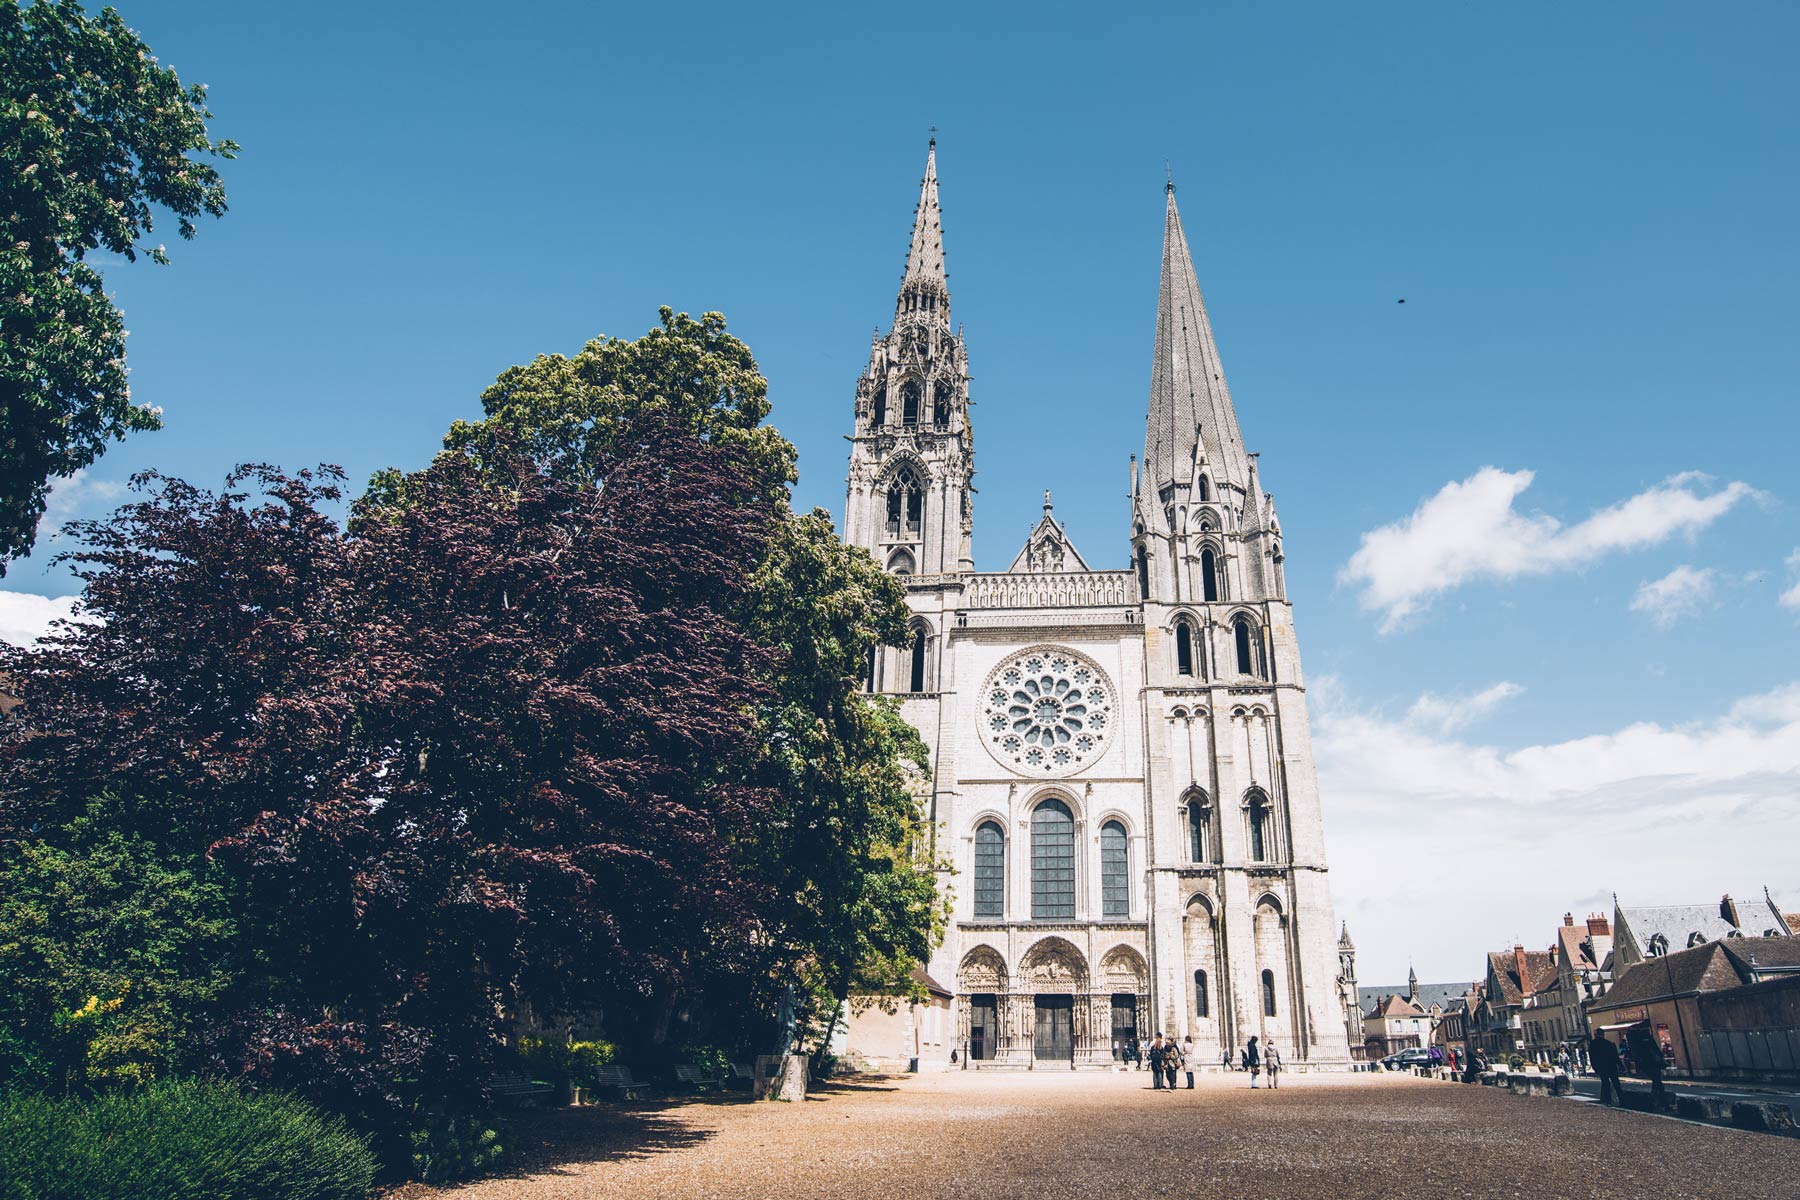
1110 993 1139 1061
969 994 998 1061
1034 995 1074 1061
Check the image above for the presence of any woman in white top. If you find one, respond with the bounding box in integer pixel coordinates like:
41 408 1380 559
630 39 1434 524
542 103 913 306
1264 1043 1283 1089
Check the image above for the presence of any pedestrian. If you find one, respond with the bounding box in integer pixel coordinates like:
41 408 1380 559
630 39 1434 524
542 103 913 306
1222 1048 1233 1072
1148 1034 1166 1088
1265 1042 1283 1089
1556 1045 1571 1075
1576 1043 1589 1076
1625 1024 1668 1112
1589 1031 1622 1106
1246 1036 1262 1088
1136 1037 1147 1071
1183 1036 1197 1089
1163 1036 1182 1091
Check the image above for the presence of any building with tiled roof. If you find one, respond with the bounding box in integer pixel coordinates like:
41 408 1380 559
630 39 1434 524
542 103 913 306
1467 944 1558 1057
1587 936 1800 1080
1613 890 1792 972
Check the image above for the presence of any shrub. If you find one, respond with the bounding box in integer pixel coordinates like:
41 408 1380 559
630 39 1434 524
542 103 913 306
514 1036 616 1088
408 1107 505 1184
0 1079 377 1200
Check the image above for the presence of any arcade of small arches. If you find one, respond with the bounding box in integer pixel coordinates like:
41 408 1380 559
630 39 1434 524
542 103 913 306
868 376 957 433
955 939 1150 1067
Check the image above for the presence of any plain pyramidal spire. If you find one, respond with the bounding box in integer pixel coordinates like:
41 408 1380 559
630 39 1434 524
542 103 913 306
1144 178 1248 492
895 137 949 325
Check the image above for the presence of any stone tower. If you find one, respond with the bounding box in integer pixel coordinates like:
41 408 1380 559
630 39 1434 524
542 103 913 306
843 137 974 584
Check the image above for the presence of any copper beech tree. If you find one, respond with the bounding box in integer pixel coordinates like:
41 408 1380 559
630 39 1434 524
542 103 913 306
0 416 780 1128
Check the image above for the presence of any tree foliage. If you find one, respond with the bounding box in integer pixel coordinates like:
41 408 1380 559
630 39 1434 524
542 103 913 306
1 0 236 568
0 416 780 1155
379 309 947 1048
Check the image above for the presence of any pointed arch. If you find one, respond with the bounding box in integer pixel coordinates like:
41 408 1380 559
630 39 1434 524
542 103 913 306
1135 544 1149 599
973 820 1005 919
1174 616 1196 676
871 385 887 427
1182 787 1213 864
886 547 915 576
1029 797 1076 919
1200 545 1221 602
907 619 929 693
1099 819 1129 917
901 378 921 426
1232 614 1263 678
1246 788 1273 862
885 460 926 538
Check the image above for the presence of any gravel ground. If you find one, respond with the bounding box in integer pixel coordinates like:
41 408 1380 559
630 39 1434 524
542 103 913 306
396 1070 1800 1200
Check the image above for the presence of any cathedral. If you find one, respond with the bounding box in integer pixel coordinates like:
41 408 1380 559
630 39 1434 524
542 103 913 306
843 140 1352 1070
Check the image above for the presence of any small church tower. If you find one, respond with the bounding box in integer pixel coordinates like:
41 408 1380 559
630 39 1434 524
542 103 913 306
843 137 974 579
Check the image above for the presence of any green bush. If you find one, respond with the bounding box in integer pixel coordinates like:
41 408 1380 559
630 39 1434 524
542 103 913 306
407 1107 504 1184
514 1036 615 1087
0 1079 377 1200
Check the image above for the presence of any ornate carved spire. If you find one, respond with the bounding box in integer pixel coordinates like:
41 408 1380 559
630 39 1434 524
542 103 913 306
1144 180 1248 493
896 137 949 327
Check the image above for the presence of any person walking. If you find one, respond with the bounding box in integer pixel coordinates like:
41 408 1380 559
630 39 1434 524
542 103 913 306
1148 1034 1166 1088
1245 1036 1262 1088
1222 1048 1233 1072
1265 1042 1283 1089
1183 1036 1197 1089
1163 1037 1182 1091
1556 1045 1572 1076
1625 1024 1669 1112
1589 1031 1622 1106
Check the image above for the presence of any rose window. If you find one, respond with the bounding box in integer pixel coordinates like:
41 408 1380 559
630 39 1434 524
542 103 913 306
978 646 1117 778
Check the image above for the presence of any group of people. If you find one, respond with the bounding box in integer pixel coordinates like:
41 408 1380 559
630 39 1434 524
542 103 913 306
1132 1034 1283 1089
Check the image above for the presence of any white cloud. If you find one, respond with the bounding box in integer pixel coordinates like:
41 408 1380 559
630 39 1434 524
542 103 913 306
1315 675 1800 983
1339 468 1758 632
1630 565 1716 629
1405 681 1524 733
1781 549 1800 612
41 470 125 542
0 590 81 648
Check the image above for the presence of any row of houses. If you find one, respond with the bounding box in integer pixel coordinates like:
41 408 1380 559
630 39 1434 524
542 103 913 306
1350 888 1800 1083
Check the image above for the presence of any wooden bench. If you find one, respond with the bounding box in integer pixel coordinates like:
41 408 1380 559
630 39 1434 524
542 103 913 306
591 1064 645 1101
675 1064 727 1091
730 1062 755 1088
488 1071 555 1107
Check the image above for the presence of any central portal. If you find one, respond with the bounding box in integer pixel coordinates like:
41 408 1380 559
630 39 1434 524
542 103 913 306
1033 995 1074 1061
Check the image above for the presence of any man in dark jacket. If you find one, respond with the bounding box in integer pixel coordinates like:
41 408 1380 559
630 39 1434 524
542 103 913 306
1625 1024 1669 1111
1589 1031 1622 1106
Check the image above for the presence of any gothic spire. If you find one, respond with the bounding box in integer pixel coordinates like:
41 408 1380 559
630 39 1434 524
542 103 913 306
896 137 949 326
1144 181 1248 493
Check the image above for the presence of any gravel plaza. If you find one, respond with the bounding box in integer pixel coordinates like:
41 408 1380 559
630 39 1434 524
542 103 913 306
401 1070 1800 1200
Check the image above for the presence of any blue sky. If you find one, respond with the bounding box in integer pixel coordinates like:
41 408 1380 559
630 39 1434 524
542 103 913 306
4 1 1798 983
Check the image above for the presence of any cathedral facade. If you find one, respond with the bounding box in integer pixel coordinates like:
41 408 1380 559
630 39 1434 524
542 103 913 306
844 141 1351 1070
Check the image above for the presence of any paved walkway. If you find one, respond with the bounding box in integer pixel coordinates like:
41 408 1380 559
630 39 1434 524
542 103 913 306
406 1070 1800 1200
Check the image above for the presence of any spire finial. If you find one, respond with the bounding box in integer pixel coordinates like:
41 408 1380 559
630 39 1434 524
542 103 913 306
929 124 937 147
1165 161 1174 194
1043 488 1053 514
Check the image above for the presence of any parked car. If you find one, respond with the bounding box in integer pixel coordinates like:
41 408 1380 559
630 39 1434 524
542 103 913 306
1382 1048 1434 1070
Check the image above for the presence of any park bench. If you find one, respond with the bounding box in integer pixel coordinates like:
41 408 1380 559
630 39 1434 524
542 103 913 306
591 1064 646 1102
675 1064 728 1091
487 1071 555 1107
731 1062 756 1088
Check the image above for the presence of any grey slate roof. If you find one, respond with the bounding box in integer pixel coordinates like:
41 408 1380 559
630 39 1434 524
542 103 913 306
1358 982 1474 1014
1142 184 1248 493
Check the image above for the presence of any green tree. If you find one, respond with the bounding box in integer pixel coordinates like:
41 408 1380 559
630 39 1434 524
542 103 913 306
0 0 236 569
0 798 237 1093
370 309 947 1049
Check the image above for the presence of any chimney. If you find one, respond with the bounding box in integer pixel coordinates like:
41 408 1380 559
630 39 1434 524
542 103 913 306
1586 913 1611 938
1564 912 1574 926
1514 943 1532 998
1721 894 1740 929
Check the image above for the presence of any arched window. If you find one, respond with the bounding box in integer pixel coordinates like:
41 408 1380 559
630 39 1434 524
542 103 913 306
1201 547 1220 602
1197 477 1211 501
1233 617 1259 677
1648 933 1669 957
871 387 887 427
1100 820 1129 917
1247 790 1270 862
1194 969 1210 1018
1262 969 1277 1017
901 380 921 427
1186 796 1209 863
932 382 951 429
909 626 927 693
973 821 1005 918
1175 620 1195 676
1135 545 1149 599
887 548 914 576
1030 799 1076 919
887 467 923 536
